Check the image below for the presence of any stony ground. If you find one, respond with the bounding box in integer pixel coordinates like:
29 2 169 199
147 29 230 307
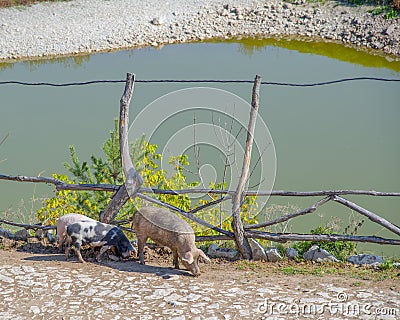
0 0 399 61
0 239 399 319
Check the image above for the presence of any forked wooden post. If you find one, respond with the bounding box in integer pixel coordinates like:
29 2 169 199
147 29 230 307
100 73 143 223
231 75 262 260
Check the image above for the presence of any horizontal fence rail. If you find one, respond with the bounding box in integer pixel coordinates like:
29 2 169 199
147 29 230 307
1 173 399 246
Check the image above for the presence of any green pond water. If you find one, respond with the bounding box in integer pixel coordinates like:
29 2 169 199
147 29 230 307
0 38 399 256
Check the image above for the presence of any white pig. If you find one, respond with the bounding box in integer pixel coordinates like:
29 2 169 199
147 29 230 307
132 206 211 276
56 213 95 251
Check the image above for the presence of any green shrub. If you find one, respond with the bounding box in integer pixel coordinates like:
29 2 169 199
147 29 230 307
36 120 260 239
36 120 197 225
293 221 362 261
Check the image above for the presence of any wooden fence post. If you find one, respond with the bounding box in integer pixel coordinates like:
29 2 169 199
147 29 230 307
231 75 262 259
100 73 143 223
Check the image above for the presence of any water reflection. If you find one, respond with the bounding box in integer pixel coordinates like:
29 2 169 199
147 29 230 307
2 36 400 72
234 37 400 71
0 54 91 72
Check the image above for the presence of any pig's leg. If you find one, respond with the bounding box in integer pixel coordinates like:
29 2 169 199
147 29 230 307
136 234 147 265
57 226 64 252
172 248 180 269
58 234 64 252
64 236 72 261
65 244 71 261
73 243 85 263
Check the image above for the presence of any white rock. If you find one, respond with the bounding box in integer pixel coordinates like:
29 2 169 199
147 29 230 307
303 245 339 262
164 293 183 302
286 247 299 260
46 230 55 243
347 254 384 266
0 274 14 284
265 247 283 262
186 293 202 301
190 307 201 314
207 303 219 309
21 266 35 273
207 244 239 260
0 227 13 238
153 288 175 297
29 306 41 314
170 316 185 320
249 239 268 261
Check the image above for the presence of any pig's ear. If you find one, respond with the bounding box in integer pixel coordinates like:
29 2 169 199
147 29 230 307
198 249 211 263
182 252 194 264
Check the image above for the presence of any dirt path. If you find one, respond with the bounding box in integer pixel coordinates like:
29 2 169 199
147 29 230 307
0 245 399 320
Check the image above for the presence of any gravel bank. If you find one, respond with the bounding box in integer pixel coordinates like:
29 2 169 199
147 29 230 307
0 0 399 61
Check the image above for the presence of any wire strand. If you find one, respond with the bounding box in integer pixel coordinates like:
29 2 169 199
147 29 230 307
0 77 399 87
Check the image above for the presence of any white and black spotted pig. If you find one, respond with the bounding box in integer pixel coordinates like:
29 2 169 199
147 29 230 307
56 213 96 252
65 220 135 263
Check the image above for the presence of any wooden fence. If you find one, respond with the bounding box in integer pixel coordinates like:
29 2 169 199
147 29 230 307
1 73 399 259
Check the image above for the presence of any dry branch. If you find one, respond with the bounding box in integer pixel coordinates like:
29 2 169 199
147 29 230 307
139 188 400 197
0 218 56 230
195 235 233 242
189 196 231 214
231 75 262 260
57 183 119 192
100 73 143 223
0 174 64 187
119 73 143 197
332 195 400 237
100 186 131 223
245 230 400 245
1 175 399 198
245 196 331 229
